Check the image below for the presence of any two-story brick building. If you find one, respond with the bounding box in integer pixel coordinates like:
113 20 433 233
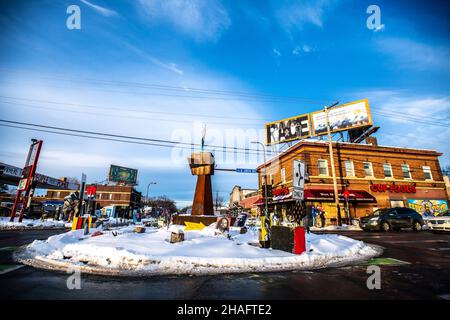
256 140 448 224
44 185 142 212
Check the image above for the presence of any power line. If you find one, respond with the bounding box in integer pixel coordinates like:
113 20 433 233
1 122 444 175
0 119 274 155
1 95 449 129
0 68 335 104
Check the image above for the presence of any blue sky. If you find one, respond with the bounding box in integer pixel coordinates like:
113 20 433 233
0 0 449 207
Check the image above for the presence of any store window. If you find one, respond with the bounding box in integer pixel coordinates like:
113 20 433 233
345 160 355 177
423 166 433 180
383 163 393 178
318 159 328 176
401 164 412 179
390 200 404 208
363 162 374 177
281 168 286 184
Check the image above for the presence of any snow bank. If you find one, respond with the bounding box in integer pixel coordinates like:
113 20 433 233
16 224 380 276
0 217 67 230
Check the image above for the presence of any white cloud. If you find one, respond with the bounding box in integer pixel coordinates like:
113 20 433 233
137 0 231 42
375 37 450 71
347 89 450 163
276 0 334 33
80 0 118 17
292 44 313 55
272 48 281 57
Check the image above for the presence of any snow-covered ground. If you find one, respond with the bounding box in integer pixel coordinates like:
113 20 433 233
17 223 381 276
0 217 67 230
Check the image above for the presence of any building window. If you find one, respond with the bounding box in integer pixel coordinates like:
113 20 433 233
281 168 286 184
270 173 274 185
345 160 355 177
383 163 393 178
423 166 433 180
401 164 412 179
262 175 266 185
109 193 113 200
318 159 328 176
363 162 374 177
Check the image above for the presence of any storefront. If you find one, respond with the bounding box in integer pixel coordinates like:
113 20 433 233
256 140 448 226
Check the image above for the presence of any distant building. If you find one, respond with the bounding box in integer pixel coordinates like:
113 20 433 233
229 185 258 208
44 185 142 212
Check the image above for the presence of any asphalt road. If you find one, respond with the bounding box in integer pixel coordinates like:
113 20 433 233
0 229 449 300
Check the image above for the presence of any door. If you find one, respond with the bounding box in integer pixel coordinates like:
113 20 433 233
386 209 400 228
397 208 414 228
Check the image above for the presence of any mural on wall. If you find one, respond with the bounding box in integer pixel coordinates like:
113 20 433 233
407 199 449 217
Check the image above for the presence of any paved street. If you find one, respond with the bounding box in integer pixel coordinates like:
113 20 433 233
0 229 449 300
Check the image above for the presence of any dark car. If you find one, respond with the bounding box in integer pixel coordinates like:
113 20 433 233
0 206 11 217
359 207 423 232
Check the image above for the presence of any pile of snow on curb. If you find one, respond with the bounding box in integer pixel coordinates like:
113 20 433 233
17 224 381 275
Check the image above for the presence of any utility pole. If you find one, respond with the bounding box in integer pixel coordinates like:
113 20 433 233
252 141 268 219
325 102 342 226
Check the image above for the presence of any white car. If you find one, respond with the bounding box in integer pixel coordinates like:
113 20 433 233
427 211 450 232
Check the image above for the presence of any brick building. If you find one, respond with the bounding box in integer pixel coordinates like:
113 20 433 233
256 140 448 224
44 185 142 211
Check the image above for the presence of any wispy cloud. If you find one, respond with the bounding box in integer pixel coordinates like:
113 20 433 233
375 37 450 71
276 0 335 33
272 48 281 57
79 0 118 17
137 0 231 42
292 44 313 55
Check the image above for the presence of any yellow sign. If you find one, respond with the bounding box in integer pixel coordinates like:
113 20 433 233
184 221 206 231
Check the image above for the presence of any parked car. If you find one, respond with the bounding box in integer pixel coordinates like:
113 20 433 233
427 210 450 233
0 206 11 217
359 207 423 232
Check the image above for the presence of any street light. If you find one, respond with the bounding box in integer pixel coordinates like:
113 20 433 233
146 182 157 204
251 141 268 222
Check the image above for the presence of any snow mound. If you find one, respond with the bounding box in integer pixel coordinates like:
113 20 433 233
0 217 67 230
16 224 381 276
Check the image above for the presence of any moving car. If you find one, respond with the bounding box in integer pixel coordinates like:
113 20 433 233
427 210 450 233
359 207 423 232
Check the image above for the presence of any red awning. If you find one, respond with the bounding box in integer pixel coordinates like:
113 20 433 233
304 189 376 203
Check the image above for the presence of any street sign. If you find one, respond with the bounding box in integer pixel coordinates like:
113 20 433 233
293 160 306 201
236 168 257 173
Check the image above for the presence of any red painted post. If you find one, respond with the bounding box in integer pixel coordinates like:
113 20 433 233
293 226 306 255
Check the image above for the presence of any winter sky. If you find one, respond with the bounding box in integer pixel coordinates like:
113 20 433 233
0 0 449 207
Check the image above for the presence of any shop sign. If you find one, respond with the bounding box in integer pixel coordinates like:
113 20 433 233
407 199 448 217
272 187 290 197
370 183 416 193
